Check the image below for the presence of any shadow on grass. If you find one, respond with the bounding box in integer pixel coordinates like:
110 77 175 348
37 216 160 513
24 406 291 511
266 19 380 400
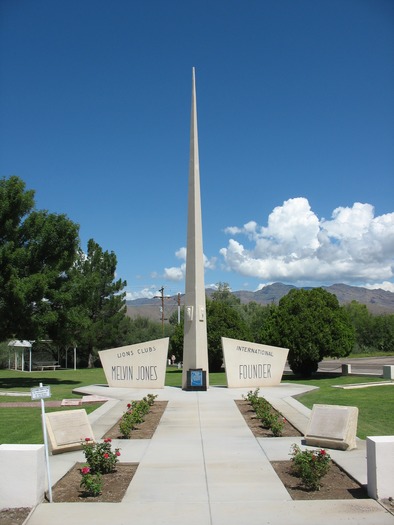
282 372 343 382
0 377 80 389
166 369 182 375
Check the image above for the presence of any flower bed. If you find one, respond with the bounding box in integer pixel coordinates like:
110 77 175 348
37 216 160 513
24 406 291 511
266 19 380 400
51 462 137 502
271 459 368 500
237 390 368 500
103 400 168 439
235 400 302 438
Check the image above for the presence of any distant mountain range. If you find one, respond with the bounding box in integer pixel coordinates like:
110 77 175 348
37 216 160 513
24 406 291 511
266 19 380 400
126 283 394 321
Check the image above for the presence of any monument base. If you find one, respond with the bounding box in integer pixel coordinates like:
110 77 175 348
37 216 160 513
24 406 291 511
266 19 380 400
185 369 207 391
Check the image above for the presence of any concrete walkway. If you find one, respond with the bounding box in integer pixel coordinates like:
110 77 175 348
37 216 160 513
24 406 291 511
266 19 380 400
25 384 394 525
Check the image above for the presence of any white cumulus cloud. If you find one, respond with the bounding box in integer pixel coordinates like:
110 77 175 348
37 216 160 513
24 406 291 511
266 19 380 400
125 287 157 300
162 247 216 282
220 198 394 287
364 281 394 293
163 265 185 281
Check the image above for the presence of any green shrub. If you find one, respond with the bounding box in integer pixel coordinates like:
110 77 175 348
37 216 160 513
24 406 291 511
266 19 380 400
144 393 158 406
80 466 102 496
243 388 261 406
244 388 285 437
290 443 331 490
119 411 136 438
119 395 157 439
81 438 120 474
269 415 285 437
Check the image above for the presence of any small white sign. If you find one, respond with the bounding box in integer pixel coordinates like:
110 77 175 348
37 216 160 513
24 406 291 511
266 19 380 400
31 385 51 400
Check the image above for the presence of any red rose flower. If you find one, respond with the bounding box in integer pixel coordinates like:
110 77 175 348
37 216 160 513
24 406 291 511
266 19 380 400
81 466 90 475
103 453 109 459
116 451 121 456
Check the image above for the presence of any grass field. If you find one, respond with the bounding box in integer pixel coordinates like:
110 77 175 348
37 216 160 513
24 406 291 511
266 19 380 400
347 351 394 359
283 374 394 439
0 368 392 443
0 368 107 402
0 405 102 444
0 369 107 444
165 368 227 387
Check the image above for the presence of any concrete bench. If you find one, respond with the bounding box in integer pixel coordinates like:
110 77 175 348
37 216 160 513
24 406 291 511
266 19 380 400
33 362 60 371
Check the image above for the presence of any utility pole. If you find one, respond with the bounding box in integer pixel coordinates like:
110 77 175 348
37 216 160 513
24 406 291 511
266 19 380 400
177 293 181 324
154 286 167 335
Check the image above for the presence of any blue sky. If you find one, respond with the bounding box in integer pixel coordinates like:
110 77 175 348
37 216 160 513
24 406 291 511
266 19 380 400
1 0 393 299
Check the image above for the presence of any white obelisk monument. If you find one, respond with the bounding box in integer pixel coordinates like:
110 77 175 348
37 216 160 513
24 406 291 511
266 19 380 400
182 68 209 390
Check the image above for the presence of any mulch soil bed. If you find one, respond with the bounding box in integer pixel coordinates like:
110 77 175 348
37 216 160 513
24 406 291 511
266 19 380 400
51 462 137 503
235 399 303 437
271 460 368 500
103 400 168 439
0 507 31 525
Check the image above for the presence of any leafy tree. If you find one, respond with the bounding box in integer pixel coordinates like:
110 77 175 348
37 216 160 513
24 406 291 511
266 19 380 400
169 283 252 371
0 176 79 341
207 283 252 372
344 301 394 354
126 315 170 345
261 288 355 377
67 239 128 367
168 308 184 362
344 301 374 352
373 314 394 353
168 319 184 363
210 282 238 304
0 176 133 368
241 301 275 342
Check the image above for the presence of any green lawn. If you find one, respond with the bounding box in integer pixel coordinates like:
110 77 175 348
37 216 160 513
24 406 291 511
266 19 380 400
284 375 394 439
0 368 392 443
0 368 107 402
165 368 227 387
0 405 101 444
0 369 107 444
348 351 394 358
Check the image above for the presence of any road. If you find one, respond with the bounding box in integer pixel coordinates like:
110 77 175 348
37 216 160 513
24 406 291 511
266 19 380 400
285 356 394 376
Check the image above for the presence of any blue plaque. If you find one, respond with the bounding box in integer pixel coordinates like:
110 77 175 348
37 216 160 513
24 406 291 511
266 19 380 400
191 370 203 387
186 369 207 390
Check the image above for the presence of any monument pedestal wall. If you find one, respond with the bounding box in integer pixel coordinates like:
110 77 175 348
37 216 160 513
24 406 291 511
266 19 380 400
0 444 47 508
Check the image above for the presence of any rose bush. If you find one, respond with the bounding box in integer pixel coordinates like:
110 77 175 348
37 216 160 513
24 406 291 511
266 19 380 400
290 443 331 490
243 388 285 437
79 466 102 497
119 394 158 439
81 438 121 474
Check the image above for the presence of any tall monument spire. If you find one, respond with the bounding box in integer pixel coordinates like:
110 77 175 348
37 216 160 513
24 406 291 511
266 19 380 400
182 67 209 390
